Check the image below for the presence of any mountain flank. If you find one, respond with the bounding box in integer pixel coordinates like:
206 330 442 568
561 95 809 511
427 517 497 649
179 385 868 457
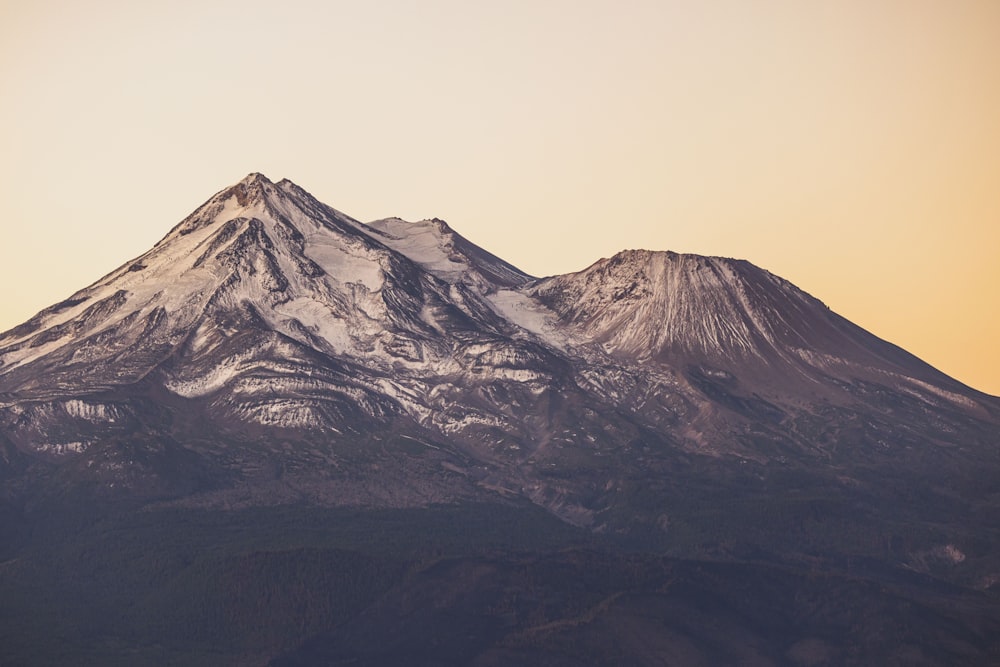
1 173 998 665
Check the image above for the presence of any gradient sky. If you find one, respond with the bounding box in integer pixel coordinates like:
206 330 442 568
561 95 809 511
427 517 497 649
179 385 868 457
1 0 998 395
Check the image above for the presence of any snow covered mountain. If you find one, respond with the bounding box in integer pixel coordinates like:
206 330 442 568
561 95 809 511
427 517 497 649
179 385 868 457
0 173 998 526
5 173 1000 666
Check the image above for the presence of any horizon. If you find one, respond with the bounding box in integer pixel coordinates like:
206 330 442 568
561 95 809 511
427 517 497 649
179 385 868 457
2 0 998 395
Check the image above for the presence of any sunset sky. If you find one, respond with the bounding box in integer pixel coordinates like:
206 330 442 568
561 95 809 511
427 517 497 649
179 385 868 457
1 0 998 395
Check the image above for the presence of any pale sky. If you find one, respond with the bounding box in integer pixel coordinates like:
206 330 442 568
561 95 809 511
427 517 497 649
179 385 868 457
1 0 998 395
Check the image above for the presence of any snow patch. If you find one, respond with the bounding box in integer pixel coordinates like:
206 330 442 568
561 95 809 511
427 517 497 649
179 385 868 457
64 400 118 422
488 290 568 348
165 346 267 398
234 400 325 429
368 218 467 278
905 378 979 409
274 297 351 353
302 235 384 290
36 441 89 455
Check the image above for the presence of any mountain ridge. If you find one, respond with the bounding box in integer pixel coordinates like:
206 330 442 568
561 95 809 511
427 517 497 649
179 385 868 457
0 172 997 516
2 173 999 665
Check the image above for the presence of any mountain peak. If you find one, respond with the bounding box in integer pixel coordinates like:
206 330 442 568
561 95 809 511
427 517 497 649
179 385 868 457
239 171 274 185
225 172 277 207
157 173 336 244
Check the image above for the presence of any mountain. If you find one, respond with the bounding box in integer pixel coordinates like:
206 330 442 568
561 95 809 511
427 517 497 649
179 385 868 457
1 173 999 665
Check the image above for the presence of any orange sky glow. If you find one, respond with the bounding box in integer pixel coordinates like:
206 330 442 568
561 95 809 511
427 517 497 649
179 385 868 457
1 0 998 395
